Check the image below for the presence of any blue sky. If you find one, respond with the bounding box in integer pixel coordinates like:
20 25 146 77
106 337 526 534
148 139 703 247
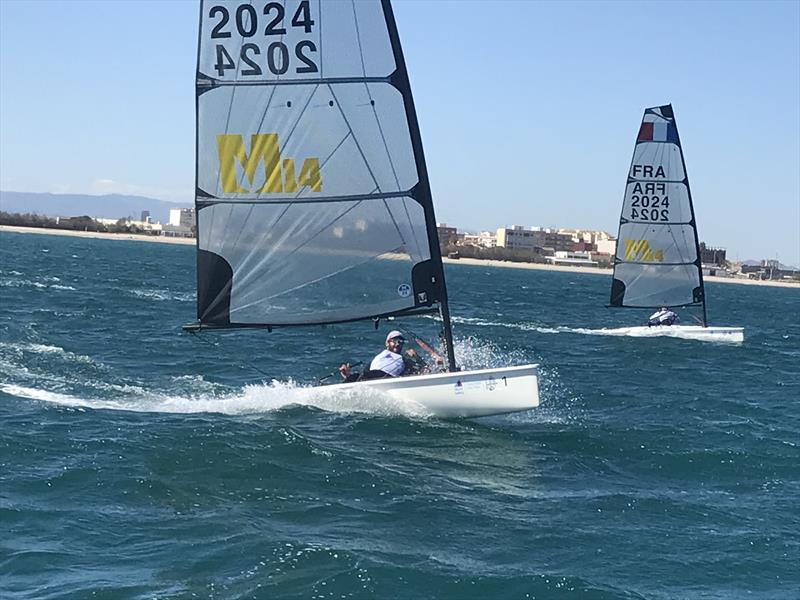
1 0 798 264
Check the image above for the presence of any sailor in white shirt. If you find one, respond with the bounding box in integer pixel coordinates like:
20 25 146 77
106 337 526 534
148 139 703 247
648 306 679 326
339 330 425 381
369 330 409 376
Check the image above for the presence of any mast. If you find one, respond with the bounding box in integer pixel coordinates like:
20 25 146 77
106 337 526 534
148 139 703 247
381 0 457 371
670 105 708 326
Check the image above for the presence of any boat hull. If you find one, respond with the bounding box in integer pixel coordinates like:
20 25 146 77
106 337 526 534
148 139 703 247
327 364 539 418
598 325 744 343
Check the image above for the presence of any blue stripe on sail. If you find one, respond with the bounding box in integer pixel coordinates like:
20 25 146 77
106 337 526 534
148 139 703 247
666 122 679 144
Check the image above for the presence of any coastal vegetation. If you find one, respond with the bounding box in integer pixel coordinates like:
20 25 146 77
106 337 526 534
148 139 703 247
0 211 162 235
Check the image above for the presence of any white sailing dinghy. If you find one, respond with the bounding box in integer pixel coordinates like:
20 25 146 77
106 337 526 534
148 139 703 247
605 104 744 343
183 0 539 417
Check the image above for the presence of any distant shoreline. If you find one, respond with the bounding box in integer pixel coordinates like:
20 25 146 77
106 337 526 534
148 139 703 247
0 224 195 246
2 225 797 289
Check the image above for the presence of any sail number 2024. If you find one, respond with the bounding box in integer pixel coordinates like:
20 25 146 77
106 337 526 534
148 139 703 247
208 1 317 77
629 182 670 222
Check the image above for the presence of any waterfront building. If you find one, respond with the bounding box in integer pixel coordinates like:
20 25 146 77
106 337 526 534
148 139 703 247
168 208 195 229
546 250 598 267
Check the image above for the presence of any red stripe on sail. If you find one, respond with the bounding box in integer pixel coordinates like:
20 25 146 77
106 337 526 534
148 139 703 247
637 122 653 141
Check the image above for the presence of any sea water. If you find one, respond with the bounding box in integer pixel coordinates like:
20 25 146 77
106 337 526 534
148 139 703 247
1 231 798 599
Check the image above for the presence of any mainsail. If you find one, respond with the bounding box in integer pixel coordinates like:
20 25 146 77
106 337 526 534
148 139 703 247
190 0 455 366
610 105 706 322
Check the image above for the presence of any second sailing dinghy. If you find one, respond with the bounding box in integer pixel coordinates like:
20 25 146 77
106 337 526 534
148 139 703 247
184 0 539 418
604 105 743 344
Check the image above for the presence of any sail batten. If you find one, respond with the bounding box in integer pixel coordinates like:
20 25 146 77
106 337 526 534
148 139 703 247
193 0 451 337
610 105 705 311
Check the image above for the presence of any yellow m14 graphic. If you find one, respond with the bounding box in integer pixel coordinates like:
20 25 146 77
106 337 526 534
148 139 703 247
623 239 664 262
217 134 321 193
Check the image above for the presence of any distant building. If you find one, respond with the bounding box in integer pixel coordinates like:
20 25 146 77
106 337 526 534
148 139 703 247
462 231 497 248
496 226 538 250
496 226 572 252
740 260 800 280
546 250 598 267
95 217 163 233
699 242 726 266
436 223 458 249
140 210 151 223
595 237 617 256
169 208 195 229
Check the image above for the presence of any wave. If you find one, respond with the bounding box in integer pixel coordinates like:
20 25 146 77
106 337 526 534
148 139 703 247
0 380 436 418
442 316 742 344
0 278 76 291
0 336 560 423
128 288 194 302
0 341 97 364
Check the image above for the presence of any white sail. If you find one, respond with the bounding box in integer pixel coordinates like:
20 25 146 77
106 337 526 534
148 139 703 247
185 0 541 413
193 0 448 329
610 105 704 309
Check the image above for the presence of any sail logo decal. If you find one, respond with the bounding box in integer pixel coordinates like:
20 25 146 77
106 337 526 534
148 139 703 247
217 134 321 194
623 239 663 262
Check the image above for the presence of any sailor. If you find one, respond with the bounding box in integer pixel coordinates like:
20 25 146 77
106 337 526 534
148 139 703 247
339 330 425 381
648 306 679 326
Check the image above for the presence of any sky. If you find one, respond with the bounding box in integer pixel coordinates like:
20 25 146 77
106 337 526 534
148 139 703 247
1 0 798 264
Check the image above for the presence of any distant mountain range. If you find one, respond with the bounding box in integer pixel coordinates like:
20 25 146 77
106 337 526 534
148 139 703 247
0 191 192 225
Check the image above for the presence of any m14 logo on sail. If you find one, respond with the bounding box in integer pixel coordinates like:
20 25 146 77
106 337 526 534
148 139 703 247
207 1 318 77
623 239 663 262
628 180 670 222
217 134 321 194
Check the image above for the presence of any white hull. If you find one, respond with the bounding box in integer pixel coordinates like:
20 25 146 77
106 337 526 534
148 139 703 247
598 325 744 343
326 364 539 418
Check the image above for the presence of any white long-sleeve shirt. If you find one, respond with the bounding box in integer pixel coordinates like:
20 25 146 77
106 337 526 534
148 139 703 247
649 309 678 324
369 350 405 376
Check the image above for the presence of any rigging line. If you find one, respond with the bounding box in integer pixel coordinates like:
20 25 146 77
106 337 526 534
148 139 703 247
655 143 693 268
273 199 365 263
350 1 423 261
326 83 409 252
274 180 380 265
221 1 292 254
189 329 273 380
359 84 423 256
253 242 405 304
217 3 266 247
253 128 353 258
227 1 289 250
230 83 321 255
234 185 377 293
227 81 284 251
325 85 381 195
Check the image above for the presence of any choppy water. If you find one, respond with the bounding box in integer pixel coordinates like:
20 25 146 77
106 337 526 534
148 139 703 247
1 230 798 599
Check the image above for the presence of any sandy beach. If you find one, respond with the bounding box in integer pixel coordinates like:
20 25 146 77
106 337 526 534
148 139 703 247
2 225 797 289
0 224 196 246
